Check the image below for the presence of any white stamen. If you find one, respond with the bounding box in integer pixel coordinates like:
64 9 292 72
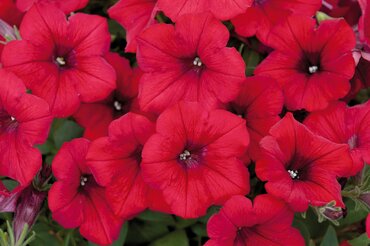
80 176 88 186
193 57 202 67
179 150 191 161
348 135 358 150
113 101 122 111
288 169 299 179
56 57 66 66
308 65 318 74
10 116 15 121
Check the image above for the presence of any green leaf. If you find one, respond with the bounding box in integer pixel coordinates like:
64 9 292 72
137 210 176 225
243 49 262 76
2 179 19 192
52 120 84 149
320 225 338 246
292 220 311 246
174 217 197 229
149 230 189 246
30 223 61 246
191 224 208 237
339 199 368 227
36 139 54 155
126 221 169 244
348 233 370 246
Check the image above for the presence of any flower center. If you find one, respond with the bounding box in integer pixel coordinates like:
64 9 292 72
347 135 358 150
113 100 122 111
193 57 203 67
308 65 319 74
288 169 299 179
178 147 205 169
179 150 191 161
80 176 88 186
55 56 66 67
0 111 18 134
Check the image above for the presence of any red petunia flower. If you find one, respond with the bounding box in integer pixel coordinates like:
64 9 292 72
304 101 370 175
48 138 123 245
228 76 283 161
15 0 88 13
231 0 321 44
136 13 246 115
74 53 142 140
141 102 250 218
108 0 157 53
157 0 252 21
1 3 116 117
86 113 169 219
0 70 52 185
205 195 304 246
321 0 361 26
256 113 353 212
255 16 356 112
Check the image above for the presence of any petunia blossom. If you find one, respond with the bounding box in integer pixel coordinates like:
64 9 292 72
256 113 353 212
304 101 370 175
48 138 123 245
228 76 283 161
15 0 88 13
86 113 169 219
255 16 356 111
108 0 157 53
1 3 116 117
157 0 252 21
0 69 52 185
231 0 321 44
205 195 304 246
74 53 142 140
136 13 246 115
141 102 250 218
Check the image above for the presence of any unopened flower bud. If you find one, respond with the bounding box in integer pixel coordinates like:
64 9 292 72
13 186 46 241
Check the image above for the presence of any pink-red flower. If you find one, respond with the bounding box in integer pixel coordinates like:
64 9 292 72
256 113 353 212
205 195 304 246
86 113 169 219
108 0 157 53
48 138 123 245
157 0 252 21
0 69 52 185
228 76 283 161
74 53 141 140
304 101 370 175
255 16 356 111
15 0 88 13
137 13 246 115
141 102 250 218
1 3 116 117
231 0 321 43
